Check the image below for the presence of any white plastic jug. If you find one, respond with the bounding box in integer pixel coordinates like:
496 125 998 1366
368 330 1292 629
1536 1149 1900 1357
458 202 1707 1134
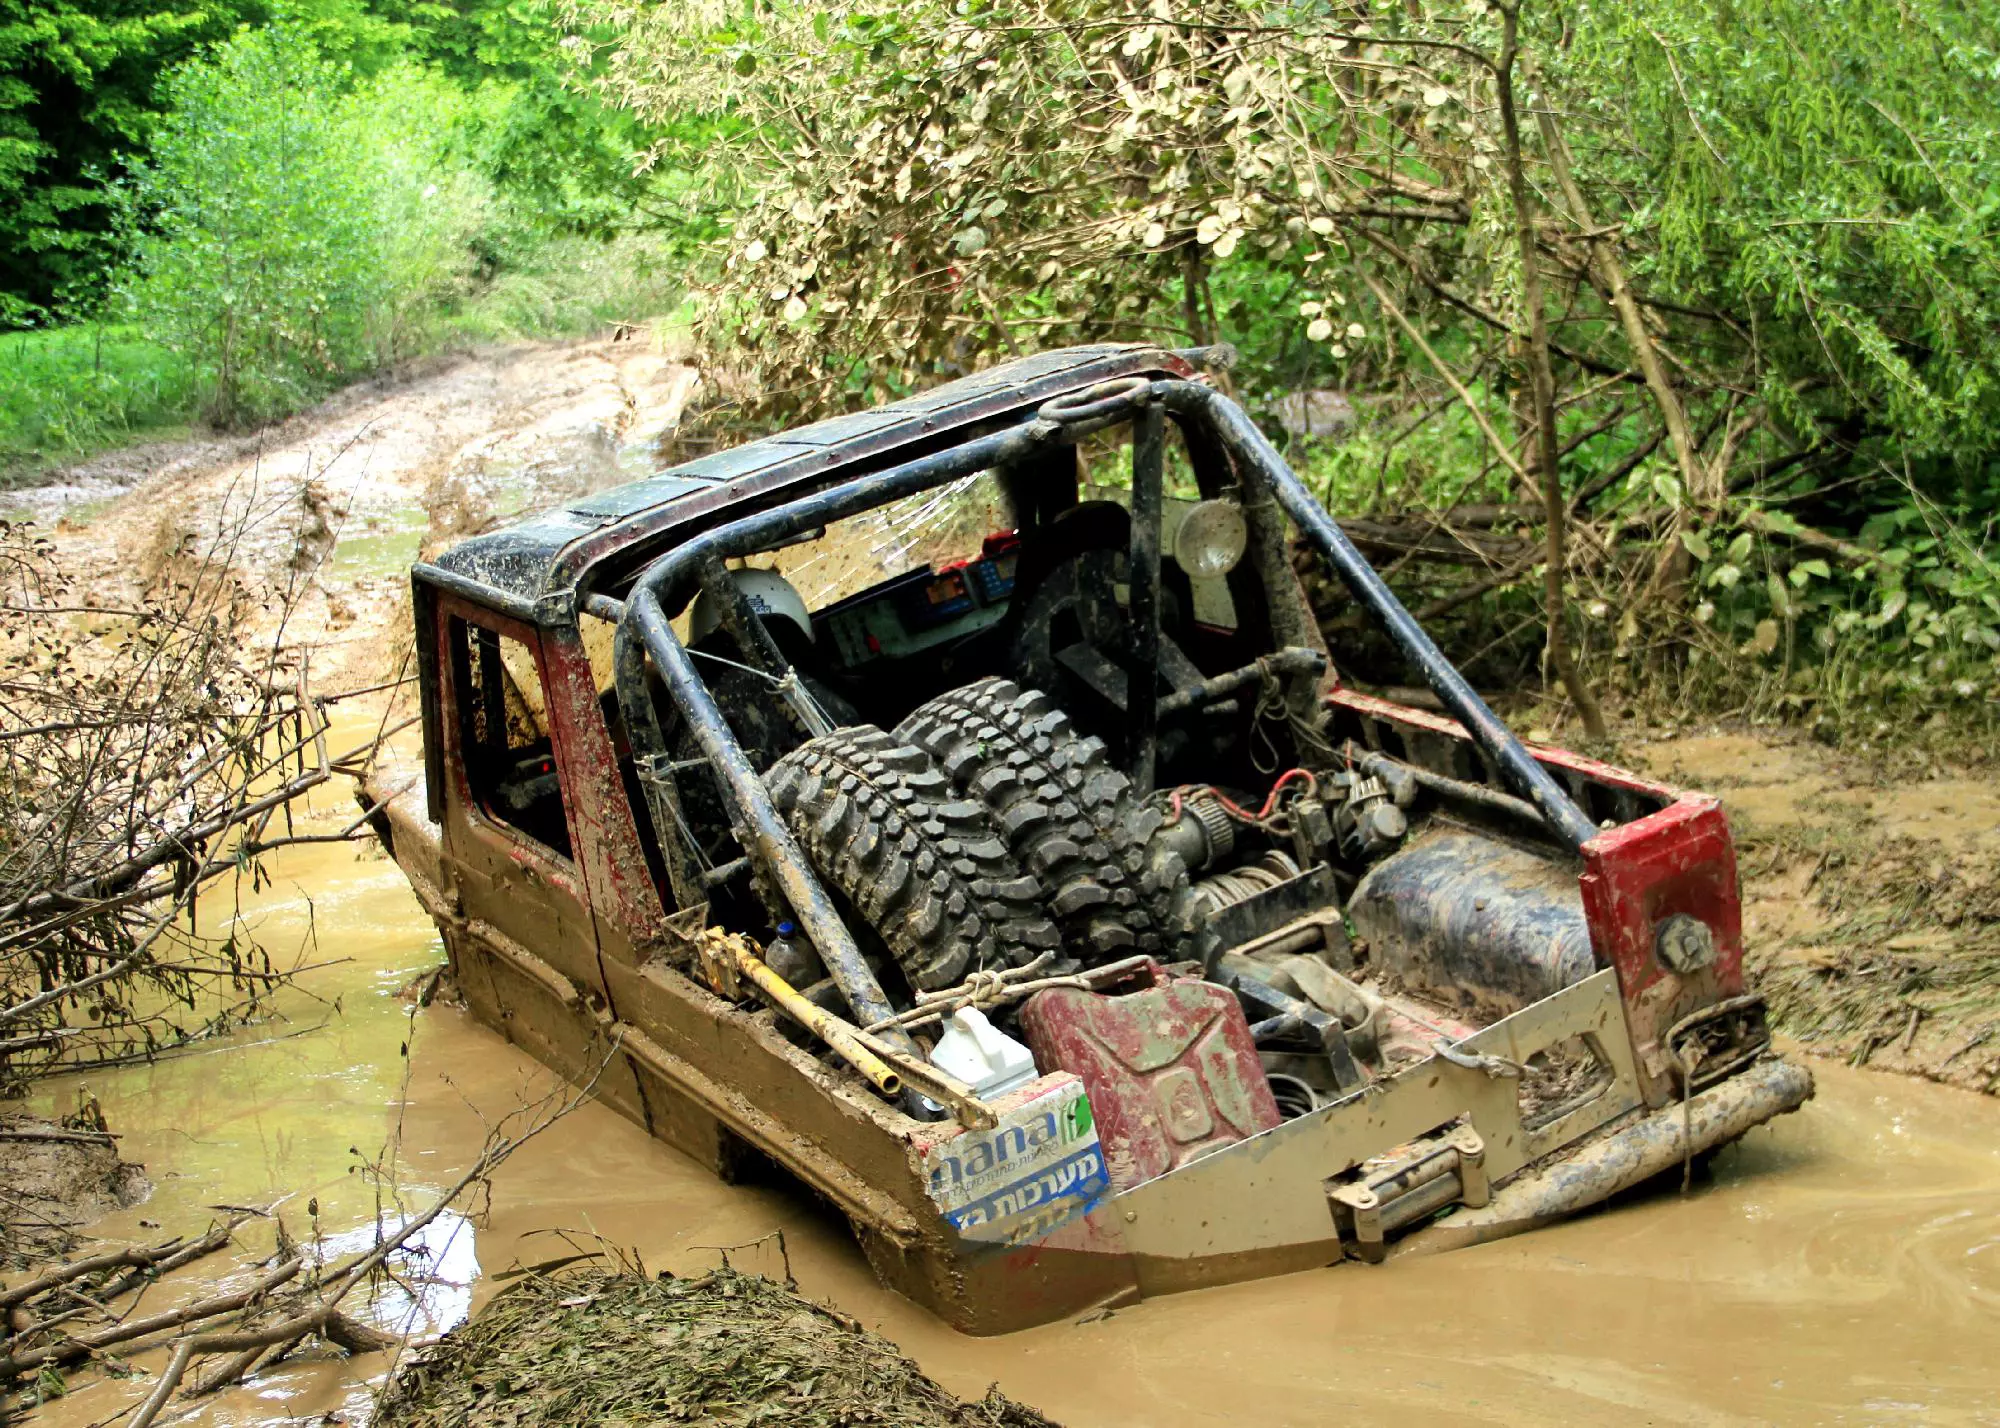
927 1007 1037 1101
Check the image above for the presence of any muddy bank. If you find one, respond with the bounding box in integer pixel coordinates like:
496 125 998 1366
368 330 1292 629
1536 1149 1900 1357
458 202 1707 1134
376 1267 1058 1427
0 1114 148 1269
1627 727 2000 1092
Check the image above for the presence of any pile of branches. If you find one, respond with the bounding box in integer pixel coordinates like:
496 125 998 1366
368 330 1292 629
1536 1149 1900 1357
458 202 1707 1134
375 1262 1060 1428
0 518 375 1093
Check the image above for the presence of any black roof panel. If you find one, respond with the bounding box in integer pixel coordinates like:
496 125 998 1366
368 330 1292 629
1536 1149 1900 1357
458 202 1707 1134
419 344 1181 615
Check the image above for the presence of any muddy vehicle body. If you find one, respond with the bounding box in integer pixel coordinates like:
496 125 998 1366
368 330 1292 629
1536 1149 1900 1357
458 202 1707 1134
366 345 1811 1333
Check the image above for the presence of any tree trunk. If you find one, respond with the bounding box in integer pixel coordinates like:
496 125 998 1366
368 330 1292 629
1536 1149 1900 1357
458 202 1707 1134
1494 4 1607 739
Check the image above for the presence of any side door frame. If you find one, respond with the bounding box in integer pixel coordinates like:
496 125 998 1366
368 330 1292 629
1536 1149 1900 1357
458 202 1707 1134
426 587 612 1014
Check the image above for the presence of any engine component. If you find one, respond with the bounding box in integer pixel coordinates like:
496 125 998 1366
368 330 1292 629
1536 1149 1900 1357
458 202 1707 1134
1328 769 1408 860
1266 1071 1320 1119
1192 850 1301 918
1217 956 1367 1094
1154 789 1237 875
898 677 1199 962
1347 826 1595 1015
765 725 1059 991
1019 969 1281 1194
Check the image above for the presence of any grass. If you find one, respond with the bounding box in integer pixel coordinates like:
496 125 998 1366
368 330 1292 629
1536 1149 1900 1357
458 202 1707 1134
0 325 196 485
0 234 694 493
446 232 697 345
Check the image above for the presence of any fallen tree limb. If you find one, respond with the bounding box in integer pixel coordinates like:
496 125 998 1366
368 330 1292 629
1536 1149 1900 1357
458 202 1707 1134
0 1125 116 1146
0 1253 301 1379
130 1307 396 1428
1 1240 196 1313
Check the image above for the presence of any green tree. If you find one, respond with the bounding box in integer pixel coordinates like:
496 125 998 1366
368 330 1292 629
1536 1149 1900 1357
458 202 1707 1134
578 0 2000 723
0 0 411 323
118 26 486 425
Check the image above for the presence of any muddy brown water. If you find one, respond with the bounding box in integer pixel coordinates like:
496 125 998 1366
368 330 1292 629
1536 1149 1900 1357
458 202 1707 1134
22 767 2000 1427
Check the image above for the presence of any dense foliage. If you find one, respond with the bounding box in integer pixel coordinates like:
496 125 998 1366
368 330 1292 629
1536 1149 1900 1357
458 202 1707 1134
0 0 416 323
3 0 1995 730
0 0 696 467
578 0 2000 731
114 29 487 424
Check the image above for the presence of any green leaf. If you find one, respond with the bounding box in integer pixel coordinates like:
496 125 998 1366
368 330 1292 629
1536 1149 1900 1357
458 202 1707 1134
734 50 757 76
1680 529 1712 561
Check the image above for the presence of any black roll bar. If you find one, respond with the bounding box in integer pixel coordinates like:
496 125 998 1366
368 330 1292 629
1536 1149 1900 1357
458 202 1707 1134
604 377 1600 1035
1147 379 1602 850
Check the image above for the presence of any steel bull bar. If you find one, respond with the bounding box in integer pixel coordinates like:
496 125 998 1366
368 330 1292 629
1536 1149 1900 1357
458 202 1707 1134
1410 1055 1815 1254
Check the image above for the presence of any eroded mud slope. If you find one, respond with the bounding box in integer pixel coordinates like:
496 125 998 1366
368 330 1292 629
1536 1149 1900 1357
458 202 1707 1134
8 336 698 691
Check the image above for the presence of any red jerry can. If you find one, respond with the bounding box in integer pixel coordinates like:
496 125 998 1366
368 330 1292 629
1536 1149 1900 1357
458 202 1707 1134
1019 966 1282 1194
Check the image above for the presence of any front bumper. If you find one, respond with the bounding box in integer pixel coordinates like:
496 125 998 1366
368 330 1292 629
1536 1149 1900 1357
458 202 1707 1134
1412 1053 1815 1254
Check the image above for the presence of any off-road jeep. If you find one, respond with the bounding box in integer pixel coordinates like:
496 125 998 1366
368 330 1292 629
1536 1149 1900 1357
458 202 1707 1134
365 344 1812 1333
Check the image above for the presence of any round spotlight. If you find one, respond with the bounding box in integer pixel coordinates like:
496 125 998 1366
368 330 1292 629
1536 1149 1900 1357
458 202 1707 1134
1173 499 1248 579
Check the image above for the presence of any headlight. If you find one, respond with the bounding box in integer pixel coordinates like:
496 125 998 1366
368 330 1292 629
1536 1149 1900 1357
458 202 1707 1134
1172 498 1247 578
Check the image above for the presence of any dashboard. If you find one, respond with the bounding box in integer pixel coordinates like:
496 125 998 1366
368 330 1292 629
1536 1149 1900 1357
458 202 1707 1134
813 531 1021 668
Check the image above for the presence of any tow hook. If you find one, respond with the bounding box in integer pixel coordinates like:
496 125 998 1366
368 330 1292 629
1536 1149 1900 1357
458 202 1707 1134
1327 1125 1490 1263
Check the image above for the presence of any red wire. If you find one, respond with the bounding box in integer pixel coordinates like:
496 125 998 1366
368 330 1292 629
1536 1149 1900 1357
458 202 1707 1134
1166 767 1317 829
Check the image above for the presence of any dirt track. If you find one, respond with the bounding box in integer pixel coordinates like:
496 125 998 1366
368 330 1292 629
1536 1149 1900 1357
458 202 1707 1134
9 336 698 691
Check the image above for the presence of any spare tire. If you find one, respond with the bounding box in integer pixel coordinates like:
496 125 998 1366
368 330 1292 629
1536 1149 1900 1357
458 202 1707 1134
897 678 1201 963
765 725 1060 992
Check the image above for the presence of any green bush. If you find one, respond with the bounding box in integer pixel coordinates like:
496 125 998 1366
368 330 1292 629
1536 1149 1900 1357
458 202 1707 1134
117 28 490 427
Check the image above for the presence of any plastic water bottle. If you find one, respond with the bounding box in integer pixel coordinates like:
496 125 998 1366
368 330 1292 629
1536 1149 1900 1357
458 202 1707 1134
927 1007 1038 1101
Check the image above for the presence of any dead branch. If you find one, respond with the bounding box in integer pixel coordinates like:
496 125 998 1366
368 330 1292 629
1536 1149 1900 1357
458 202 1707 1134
0 1253 303 1379
129 1307 397 1428
1358 268 1531 487
0 500 403 1096
1540 109 1709 513
0 1239 198 1313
